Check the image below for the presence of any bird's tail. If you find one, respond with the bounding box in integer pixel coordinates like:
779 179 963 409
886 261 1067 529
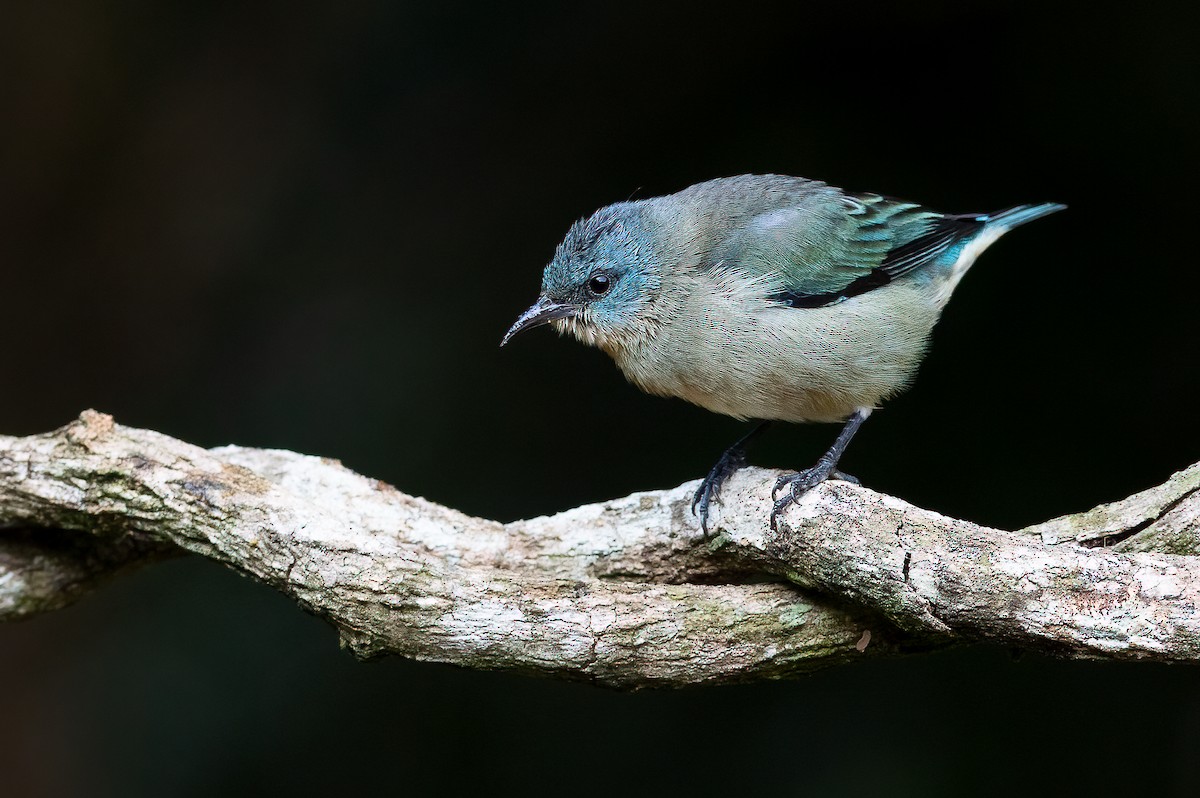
982 202 1068 232
931 200 1066 306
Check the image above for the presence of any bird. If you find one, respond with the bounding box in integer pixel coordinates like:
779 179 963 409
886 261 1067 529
501 174 1065 532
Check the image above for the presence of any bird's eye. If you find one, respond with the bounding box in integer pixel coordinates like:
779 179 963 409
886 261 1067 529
587 274 611 295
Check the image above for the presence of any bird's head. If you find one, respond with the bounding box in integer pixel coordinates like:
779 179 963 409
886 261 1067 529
502 203 661 354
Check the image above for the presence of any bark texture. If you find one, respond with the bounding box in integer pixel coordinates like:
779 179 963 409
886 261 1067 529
1 411 1197 688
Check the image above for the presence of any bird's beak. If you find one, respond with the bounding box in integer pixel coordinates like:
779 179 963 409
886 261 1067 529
501 296 576 347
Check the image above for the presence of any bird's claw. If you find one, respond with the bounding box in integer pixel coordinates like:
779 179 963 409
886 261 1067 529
770 466 825 501
691 423 776 535
692 450 747 535
830 469 860 485
769 462 858 530
691 486 713 534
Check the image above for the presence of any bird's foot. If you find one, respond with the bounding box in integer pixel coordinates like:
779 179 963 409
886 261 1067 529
691 422 772 535
769 461 859 531
691 447 749 535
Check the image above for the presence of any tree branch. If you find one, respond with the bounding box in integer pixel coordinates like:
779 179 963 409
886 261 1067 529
1 411 1197 687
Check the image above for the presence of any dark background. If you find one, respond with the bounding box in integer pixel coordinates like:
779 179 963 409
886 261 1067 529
2 1 1198 795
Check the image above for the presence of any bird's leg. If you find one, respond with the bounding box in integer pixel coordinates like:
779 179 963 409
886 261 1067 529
770 408 871 531
692 421 772 534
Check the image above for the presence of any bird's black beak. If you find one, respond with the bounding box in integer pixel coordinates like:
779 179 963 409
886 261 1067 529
501 296 575 346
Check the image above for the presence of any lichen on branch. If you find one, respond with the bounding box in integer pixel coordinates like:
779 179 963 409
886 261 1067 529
1 411 1197 688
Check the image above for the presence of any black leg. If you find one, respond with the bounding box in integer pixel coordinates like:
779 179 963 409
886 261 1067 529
769 408 870 530
692 421 772 534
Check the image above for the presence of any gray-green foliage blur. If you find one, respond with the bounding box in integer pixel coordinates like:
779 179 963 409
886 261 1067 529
2 2 1198 796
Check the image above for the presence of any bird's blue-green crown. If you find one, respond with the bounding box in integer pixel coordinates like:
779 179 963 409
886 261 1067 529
540 202 661 349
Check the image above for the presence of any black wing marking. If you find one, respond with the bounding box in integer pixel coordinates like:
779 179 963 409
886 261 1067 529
768 214 987 309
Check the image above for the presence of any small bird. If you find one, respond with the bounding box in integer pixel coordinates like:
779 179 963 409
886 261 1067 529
502 174 1064 532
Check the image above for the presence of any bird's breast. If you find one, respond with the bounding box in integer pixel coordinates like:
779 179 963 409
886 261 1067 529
611 278 941 423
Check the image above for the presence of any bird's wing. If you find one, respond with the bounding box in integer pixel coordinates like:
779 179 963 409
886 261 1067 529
711 190 986 308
